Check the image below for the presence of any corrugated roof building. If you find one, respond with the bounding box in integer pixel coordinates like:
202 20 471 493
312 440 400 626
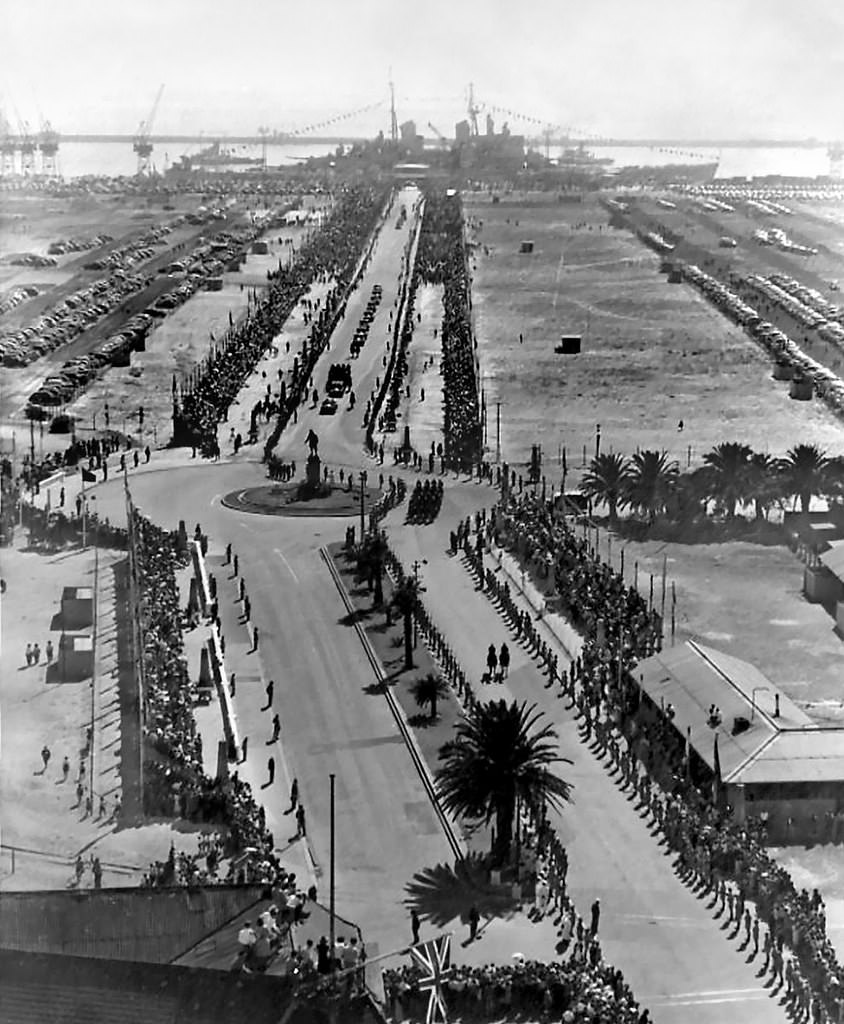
635 640 844 843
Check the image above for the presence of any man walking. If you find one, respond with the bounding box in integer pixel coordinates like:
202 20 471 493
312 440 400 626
264 679 274 710
240 737 248 763
468 905 480 942
499 643 510 679
486 644 497 682
269 714 281 744
411 909 420 945
267 757 275 786
40 744 51 773
92 856 102 890
286 777 299 814
252 626 259 653
62 756 70 781
296 803 307 838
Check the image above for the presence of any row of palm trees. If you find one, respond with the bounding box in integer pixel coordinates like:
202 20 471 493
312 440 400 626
351 536 572 867
579 443 844 524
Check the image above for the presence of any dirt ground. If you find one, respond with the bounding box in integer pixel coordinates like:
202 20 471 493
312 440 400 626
464 191 844 717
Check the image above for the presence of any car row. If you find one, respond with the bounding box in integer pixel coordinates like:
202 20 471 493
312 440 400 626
48 234 113 256
0 284 39 315
743 275 827 329
0 271 149 367
682 263 844 416
7 252 58 268
766 273 844 324
350 283 382 358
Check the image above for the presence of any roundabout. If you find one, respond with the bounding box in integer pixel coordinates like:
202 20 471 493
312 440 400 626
221 480 383 517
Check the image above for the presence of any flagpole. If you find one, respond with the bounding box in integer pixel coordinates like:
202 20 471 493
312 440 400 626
81 470 87 549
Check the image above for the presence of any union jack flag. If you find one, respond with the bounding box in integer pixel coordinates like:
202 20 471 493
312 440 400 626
409 933 453 1024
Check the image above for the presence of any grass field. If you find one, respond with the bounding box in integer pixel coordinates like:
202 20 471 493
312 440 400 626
464 192 844 716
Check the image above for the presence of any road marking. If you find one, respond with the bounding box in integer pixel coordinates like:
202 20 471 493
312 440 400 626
649 993 770 1006
210 493 221 507
274 547 299 583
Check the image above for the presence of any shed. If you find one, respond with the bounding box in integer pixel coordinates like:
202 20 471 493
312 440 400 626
635 641 844 842
61 586 93 630
519 240 534 254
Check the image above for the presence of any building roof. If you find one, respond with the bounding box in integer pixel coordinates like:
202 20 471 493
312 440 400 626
734 729 844 785
637 641 844 787
636 641 811 781
820 540 844 580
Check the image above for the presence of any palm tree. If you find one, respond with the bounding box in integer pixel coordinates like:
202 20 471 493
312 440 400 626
702 442 753 517
355 530 389 605
779 444 829 514
624 450 677 523
580 452 630 523
746 452 781 521
411 672 450 720
391 573 421 670
435 699 573 866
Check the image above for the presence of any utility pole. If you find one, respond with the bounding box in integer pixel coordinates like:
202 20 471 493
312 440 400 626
496 401 501 464
329 773 336 962
359 470 368 541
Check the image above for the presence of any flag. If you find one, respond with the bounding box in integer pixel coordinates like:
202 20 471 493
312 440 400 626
81 467 96 484
409 934 453 1024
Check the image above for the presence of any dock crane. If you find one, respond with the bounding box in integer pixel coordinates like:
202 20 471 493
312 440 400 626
39 120 60 177
133 84 165 176
0 110 16 176
427 122 449 150
18 118 36 176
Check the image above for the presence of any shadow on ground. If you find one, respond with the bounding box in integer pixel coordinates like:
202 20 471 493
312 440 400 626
405 853 520 929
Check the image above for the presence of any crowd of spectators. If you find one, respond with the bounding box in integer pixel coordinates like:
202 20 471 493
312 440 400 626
173 184 389 456
383 955 645 1023
130 509 278 881
414 192 482 471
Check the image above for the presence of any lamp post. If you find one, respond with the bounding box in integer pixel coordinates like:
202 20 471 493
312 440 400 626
751 686 770 721
329 773 336 963
359 470 368 541
411 558 427 648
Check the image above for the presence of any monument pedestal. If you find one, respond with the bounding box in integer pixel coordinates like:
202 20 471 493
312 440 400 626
305 454 321 490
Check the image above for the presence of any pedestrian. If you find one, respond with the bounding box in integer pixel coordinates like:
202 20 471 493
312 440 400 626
75 855 84 885
25 642 32 666
499 643 510 679
240 736 248 763
265 679 274 709
41 744 51 771
85 793 93 818
76 780 84 806
33 643 41 664
267 757 275 785
233 554 239 577
99 794 107 819
62 756 70 781
468 905 480 941
252 626 259 652
590 898 601 937
411 909 420 945
286 777 299 813
92 856 103 889
229 672 236 697
296 803 306 838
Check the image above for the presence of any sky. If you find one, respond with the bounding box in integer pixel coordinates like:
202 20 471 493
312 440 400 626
3 0 843 140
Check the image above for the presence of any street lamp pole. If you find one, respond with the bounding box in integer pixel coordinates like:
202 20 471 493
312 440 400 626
411 558 427 648
359 470 368 542
329 773 336 962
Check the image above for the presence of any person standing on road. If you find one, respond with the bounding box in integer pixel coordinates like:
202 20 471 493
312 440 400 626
267 757 275 785
468 905 480 941
590 898 601 937
486 644 497 682
499 643 510 679
296 803 306 838
252 626 259 652
240 737 248 763
41 745 51 772
411 909 420 945
264 679 274 709
62 756 70 781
